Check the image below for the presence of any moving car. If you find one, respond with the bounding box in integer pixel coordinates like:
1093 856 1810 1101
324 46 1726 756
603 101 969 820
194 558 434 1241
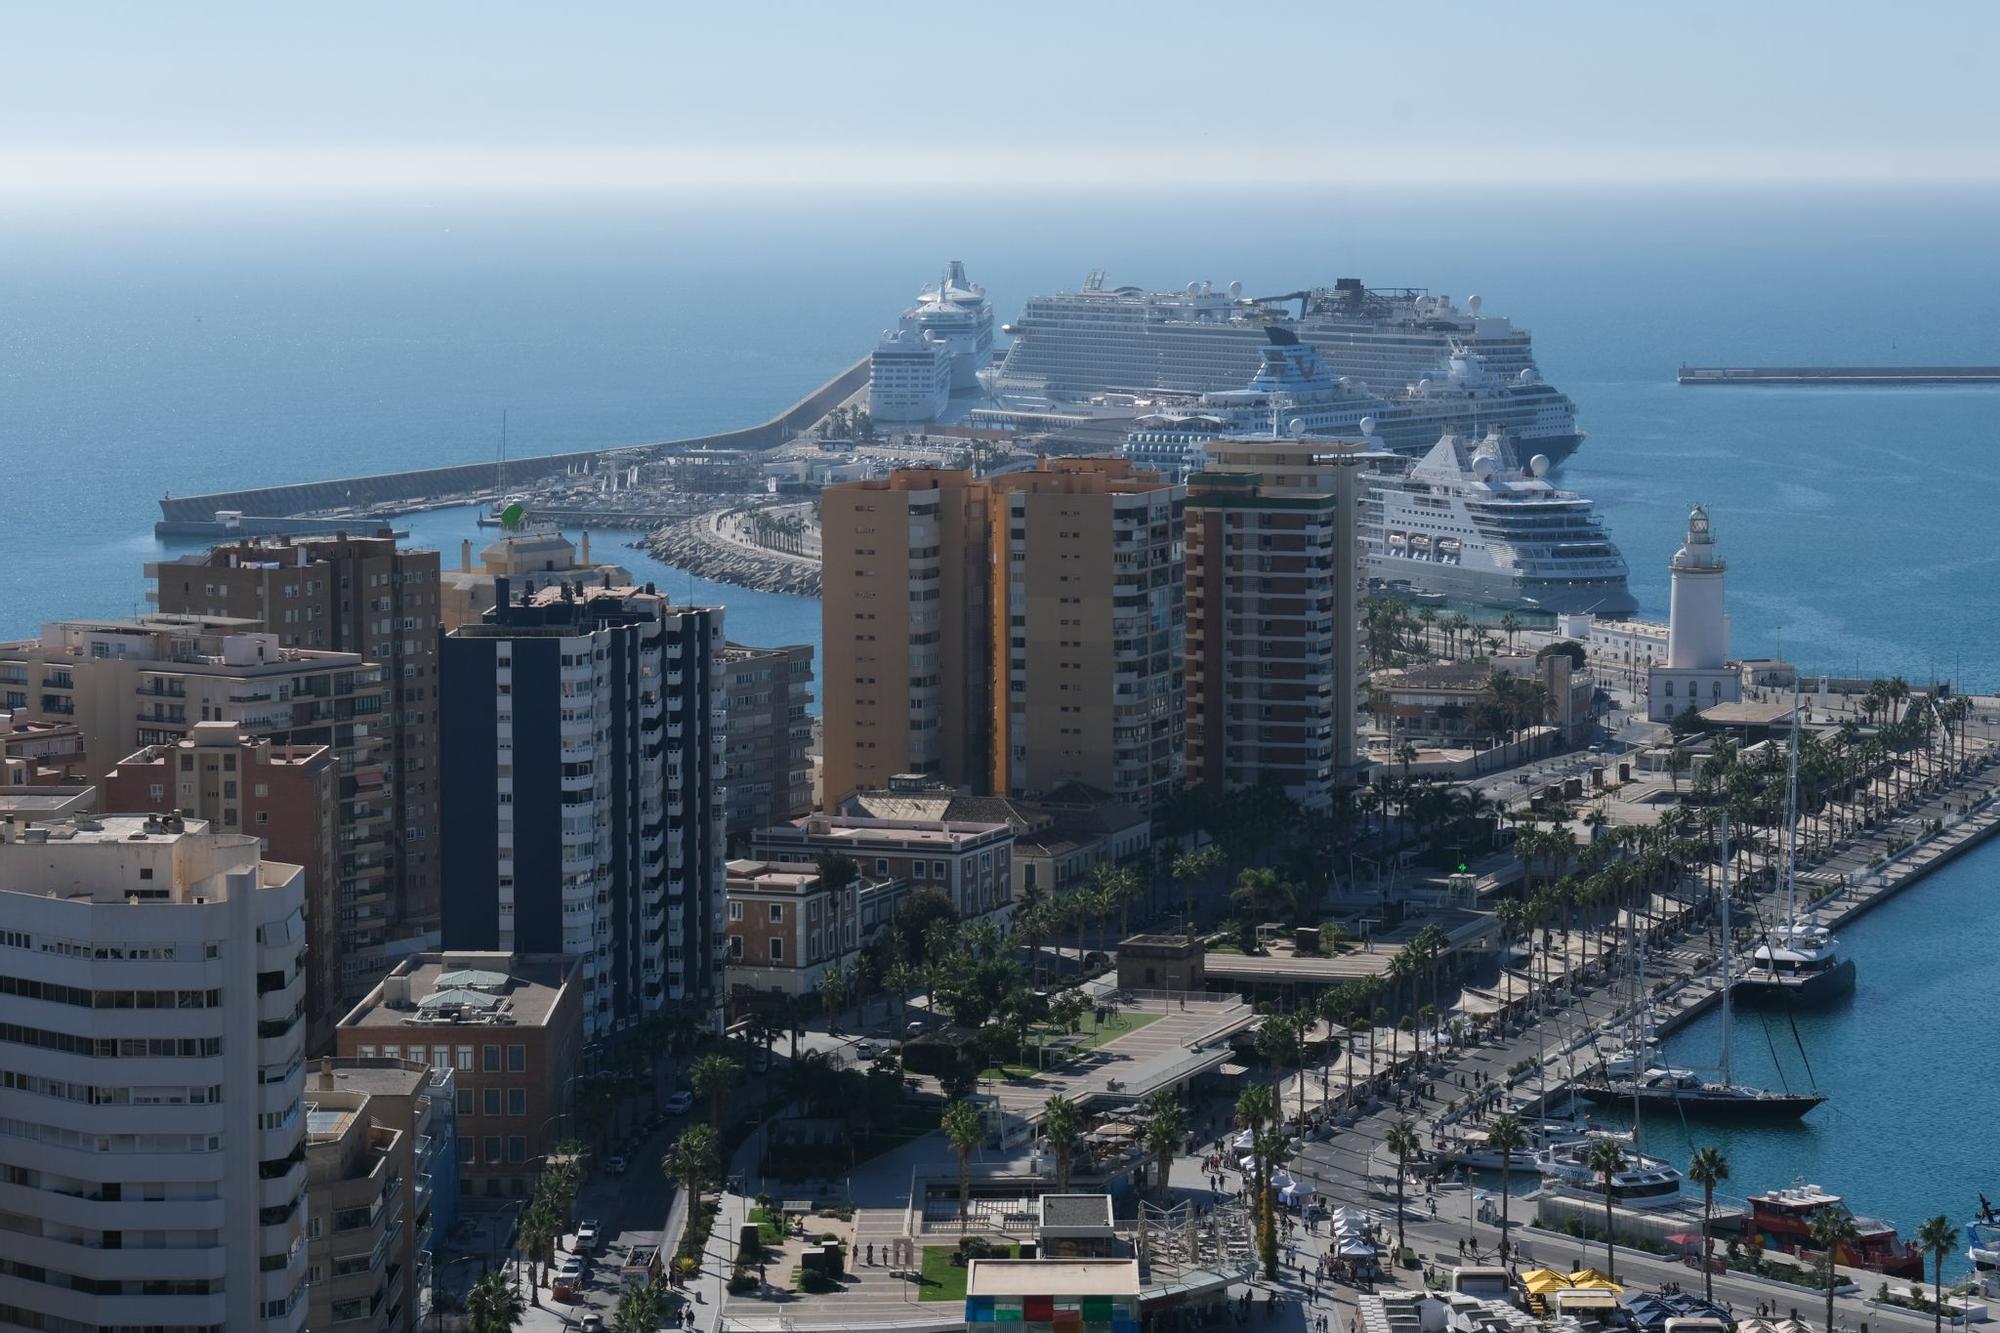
663 1090 693 1115
605 1155 628 1175
574 1220 602 1252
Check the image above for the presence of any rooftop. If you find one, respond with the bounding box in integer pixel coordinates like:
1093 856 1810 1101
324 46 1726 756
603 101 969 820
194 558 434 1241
341 951 574 1030
0 814 299 904
965 1258 1140 1298
775 813 1011 849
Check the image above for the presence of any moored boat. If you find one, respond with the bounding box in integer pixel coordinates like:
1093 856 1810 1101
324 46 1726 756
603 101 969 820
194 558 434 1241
1749 1181 1924 1279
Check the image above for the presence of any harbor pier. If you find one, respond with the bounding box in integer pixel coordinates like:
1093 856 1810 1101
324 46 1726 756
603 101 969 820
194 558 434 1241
1678 364 2000 385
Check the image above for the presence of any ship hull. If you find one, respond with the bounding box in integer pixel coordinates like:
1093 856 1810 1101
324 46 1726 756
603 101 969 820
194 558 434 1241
1731 958 1857 1007
1573 1084 1824 1121
1367 560 1638 617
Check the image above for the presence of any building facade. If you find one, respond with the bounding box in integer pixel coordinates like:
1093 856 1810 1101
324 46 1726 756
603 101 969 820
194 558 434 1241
1183 472 1341 810
719 642 816 847
337 952 582 1203
749 812 1014 931
0 815 310 1333
150 533 444 939
103 722 343 1051
440 581 726 1035
0 616 394 1002
304 1058 453 1333
438 529 634 634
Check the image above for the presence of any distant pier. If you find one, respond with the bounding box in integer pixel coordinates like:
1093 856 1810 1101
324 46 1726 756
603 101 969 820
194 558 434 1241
1679 363 2000 385
155 356 871 537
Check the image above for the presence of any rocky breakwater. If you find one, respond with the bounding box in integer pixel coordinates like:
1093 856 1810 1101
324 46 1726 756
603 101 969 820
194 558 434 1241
641 511 822 597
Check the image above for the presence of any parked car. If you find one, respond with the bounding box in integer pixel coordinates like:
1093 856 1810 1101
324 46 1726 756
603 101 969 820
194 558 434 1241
604 1155 628 1175
580 1314 605 1332
853 1040 876 1060
905 1020 926 1038
663 1089 694 1115
574 1220 602 1252
554 1254 586 1284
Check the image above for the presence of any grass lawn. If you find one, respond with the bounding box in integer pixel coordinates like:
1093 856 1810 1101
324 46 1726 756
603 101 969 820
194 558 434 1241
748 1203 784 1248
977 1011 1163 1081
918 1244 1019 1301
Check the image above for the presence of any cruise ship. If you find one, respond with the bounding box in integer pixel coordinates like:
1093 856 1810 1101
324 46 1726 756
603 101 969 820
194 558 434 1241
911 260 994 392
1129 329 1580 463
1361 428 1637 616
995 273 1584 461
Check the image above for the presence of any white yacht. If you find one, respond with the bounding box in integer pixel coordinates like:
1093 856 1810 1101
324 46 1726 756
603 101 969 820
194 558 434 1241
1536 1136 1685 1210
997 274 1584 462
911 260 994 392
1360 428 1638 616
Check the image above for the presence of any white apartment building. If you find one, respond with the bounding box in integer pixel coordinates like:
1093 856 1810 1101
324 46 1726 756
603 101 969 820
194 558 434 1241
0 814 310 1333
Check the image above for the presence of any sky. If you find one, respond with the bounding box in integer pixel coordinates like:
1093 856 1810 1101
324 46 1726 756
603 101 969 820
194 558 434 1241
2 1 1995 190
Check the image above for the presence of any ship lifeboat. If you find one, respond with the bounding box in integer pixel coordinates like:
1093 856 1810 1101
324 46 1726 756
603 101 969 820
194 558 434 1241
1388 531 1409 551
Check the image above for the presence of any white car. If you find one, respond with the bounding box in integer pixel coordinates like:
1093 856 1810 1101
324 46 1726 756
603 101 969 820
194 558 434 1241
554 1254 586 1284
574 1220 602 1252
854 1039 876 1060
663 1090 694 1115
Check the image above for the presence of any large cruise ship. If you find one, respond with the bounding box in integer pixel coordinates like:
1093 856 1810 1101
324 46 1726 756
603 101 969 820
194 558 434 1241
911 260 994 391
995 273 1584 461
1131 329 1579 461
1361 428 1636 615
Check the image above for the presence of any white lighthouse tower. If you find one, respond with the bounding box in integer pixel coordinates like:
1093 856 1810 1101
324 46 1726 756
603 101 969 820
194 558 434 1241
1649 505 1741 722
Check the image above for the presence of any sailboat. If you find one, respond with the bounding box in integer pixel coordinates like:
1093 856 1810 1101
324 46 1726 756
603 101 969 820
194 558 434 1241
1575 810 1826 1121
1735 693 1858 1006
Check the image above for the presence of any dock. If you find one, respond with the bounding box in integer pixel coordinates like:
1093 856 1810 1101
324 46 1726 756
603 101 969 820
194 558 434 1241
1678 363 2000 385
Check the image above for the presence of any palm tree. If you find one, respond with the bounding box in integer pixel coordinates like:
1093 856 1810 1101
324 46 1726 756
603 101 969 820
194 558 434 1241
1141 1089 1188 1204
1256 1011 1304 1125
465 1270 526 1333
690 1053 740 1129
1042 1094 1083 1192
662 1122 720 1233
1234 1083 1277 1270
1486 1113 1529 1262
614 1279 668 1333
1384 1117 1420 1262
942 1100 983 1233
1687 1146 1729 1302
1171 844 1224 930
517 1196 561 1302
1809 1205 1862 1333
1585 1137 1628 1276
1916 1216 1960 1333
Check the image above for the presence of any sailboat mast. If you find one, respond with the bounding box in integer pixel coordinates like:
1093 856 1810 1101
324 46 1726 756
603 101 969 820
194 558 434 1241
1720 809 1734 1088
1782 689 1802 927
1632 914 1646 1144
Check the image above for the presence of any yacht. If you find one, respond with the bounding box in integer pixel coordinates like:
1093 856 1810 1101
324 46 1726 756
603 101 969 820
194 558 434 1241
1359 428 1637 616
1966 1196 2000 1271
1749 1183 1924 1279
997 274 1584 462
1535 1135 1685 1210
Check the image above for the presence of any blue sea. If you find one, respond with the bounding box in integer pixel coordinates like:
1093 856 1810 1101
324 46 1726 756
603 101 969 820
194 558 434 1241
3 184 1998 1236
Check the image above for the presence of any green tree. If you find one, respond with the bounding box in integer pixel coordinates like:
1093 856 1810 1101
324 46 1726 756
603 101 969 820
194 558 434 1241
1586 1137 1628 1277
1172 844 1225 928
1236 1083 1278 1275
942 1100 984 1233
1141 1089 1187 1205
614 1279 667 1333
464 1270 525 1333
662 1122 720 1226
1486 1113 1529 1263
517 1196 562 1302
1687 1146 1730 1303
1384 1118 1421 1261
690 1053 740 1129
1042 1094 1083 1193
1809 1206 1862 1333
1916 1216 1960 1333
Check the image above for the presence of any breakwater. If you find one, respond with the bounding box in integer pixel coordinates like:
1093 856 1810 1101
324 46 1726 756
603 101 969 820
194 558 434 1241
155 356 870 534
1678 363 2000 385
642 513 821 597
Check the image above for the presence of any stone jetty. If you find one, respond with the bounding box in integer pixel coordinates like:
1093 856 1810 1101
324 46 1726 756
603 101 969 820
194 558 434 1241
640 512 822 597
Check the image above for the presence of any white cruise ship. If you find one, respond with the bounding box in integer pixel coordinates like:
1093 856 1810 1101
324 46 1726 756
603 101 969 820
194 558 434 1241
911 260 994 392
1361 428 1636 615
868 316 953 423
996 274 1584 462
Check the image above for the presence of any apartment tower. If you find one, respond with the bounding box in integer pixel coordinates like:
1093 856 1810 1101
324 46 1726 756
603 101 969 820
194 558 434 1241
0 814 310 1333
439 580 726 1035
150 532 444 938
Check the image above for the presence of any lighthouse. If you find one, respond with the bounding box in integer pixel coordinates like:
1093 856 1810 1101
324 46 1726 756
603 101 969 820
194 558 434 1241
1648 505 1742 722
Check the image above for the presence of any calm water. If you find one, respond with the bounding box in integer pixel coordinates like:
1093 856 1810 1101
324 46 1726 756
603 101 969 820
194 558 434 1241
4 185 1999 1231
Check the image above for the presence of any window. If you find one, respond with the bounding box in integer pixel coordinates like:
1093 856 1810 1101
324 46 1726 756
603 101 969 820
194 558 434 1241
507 1136 527 1164
457 1088 473 1116
483 1044 501 1072
457 1045 474 1071
912 862 926 880
932 861 947 879
484 1135 502 1164
508 1087 526 1116
769 937 784 963
768 903 783 923
727 935 743 960
484 1088 501 1116
728 901 744 921
507 1044 525 1072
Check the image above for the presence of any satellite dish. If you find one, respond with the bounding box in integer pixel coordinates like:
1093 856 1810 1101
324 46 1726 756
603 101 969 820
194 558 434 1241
1287 417 1308 438
1228 280 1243 298
1471 456 1496 481
1468 295 1482 315
1186 281 1201 296
1359 416 1377 436
1530 454 1552 477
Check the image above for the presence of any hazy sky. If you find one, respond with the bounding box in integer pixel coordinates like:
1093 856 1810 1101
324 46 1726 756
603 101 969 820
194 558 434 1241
5 1 1994 189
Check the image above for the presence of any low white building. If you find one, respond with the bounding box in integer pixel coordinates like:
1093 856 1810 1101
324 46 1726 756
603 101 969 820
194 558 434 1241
1583 618 1669 694
0 814 310 1333
868 316 953 423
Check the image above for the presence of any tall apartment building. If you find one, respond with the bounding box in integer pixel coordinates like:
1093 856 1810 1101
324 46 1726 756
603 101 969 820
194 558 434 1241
304 1057 455 1333
820 468 993 806
1199 436 1371 787
440 581 726 1035
151 533 443 938
103 721 344 1051
1183 472 1342 810
0 616 396 999
0 814 310 1333
719 641 815 847
820 458 1183 813
439 529 634 633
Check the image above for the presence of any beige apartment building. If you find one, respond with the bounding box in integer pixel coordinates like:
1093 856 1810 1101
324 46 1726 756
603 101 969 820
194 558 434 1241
1198 436 1372 787
819 458 1184 813
150 532 444 937
1183 472 1343 810
0 615 396 998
